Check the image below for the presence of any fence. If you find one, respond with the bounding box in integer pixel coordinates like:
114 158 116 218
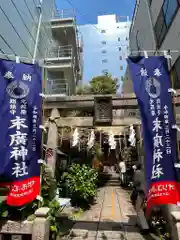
45 45 72 59
52 9 75 19
0 208 50 240
46 79 70 95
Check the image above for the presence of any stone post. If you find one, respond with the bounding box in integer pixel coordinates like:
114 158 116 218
32 207 50 240
46 108 60 176
170 211 180 240
161 205 180 240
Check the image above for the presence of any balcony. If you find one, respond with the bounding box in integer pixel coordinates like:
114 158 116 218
46 79 70 95
45 46 73 68
77 32 83 52
51 9 76 29
52 9 75 19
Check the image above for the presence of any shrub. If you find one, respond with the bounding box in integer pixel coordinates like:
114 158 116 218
66 164 98 207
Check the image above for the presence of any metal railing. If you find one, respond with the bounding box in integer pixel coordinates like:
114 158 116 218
52 8 76 19
45 45 72 59
46 79 70 95
77 32 83 50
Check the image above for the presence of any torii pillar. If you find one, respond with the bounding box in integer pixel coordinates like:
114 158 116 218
46 108 60 176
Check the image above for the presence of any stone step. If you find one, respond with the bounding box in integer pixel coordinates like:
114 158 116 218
107 179 120 183
105 177 120 186
109 177 120 181
108 178 120 181
67 229 126 239
105 182 120 186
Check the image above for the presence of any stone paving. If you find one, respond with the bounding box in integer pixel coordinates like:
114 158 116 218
66 186 156 240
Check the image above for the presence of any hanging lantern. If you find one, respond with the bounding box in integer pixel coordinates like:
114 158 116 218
108 132 116 150
87 129 95 150
72 128 79 147
128 124 136 147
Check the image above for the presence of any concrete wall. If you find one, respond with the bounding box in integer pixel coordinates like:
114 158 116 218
129 0 156 54
130 0 180 63
0 0 56 60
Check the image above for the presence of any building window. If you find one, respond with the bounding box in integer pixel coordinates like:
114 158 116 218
171 57 180 89
118 37 121 41
120 66 123 70
102 69 108 74
154 9 167 48
119 47 121 51
102 59 108 63
101 41 106 45
102 50 107 54
154 0 179 48
163 0 178 27
119 56 122 60
101 30 106 33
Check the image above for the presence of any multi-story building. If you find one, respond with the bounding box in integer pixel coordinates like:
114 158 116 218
129 0 180 90
0 1 82 96
45 8 83 96
79 14 130 87
122 67 134 94
128 0 180 143
0 0 56 59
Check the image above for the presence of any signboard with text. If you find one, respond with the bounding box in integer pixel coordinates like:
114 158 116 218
113 109 140 118
0 59 42 206
127 56 180 215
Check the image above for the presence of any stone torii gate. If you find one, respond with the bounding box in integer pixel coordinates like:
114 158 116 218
43 93 180 174
43 94 139 173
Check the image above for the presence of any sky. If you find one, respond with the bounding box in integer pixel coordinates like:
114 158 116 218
55 0 136 90
79 17 130 84
56 0 136 25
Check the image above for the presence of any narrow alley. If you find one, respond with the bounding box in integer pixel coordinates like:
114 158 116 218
64 185 157 240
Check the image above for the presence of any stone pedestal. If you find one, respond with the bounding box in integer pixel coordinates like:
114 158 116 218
32 207 50 240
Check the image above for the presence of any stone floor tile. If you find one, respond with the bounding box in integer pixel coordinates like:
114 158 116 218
65 185 152 239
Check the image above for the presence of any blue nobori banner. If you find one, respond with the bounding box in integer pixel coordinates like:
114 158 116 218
0 59 42 206
127 56 180 214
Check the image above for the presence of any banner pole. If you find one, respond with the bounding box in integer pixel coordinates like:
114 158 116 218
39 66 46 206
167 50 179 161
41 67 46 158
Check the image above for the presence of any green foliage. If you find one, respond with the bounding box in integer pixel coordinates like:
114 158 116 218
150 210 170 239
41 163 57 205
92 143 103 159
89 74 119 94
69 208 83 220
48 199 62 238
75 84 91 95
76 74 119 95
66 164 98 206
